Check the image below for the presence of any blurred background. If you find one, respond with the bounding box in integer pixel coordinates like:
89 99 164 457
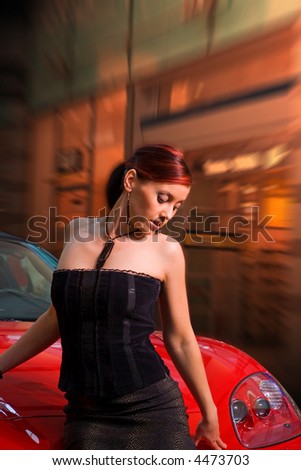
1 0 301 405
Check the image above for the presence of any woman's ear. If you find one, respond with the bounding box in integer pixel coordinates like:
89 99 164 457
123 169 137 192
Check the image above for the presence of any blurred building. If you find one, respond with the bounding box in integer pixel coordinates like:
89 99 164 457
1 0 301 403
0 1 32 237
130 1 301 402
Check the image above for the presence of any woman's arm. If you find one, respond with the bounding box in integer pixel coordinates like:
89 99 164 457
159 239 226 450
0 303 60 374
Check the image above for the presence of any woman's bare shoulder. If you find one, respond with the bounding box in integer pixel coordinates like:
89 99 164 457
156 233 185 277
157 232 184 254
56 217 106 270
65 216 105 243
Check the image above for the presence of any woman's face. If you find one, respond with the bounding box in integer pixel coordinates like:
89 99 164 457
127 173 190 234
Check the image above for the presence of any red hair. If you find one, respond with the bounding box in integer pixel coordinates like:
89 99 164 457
106 144 192 209
125 144 192 186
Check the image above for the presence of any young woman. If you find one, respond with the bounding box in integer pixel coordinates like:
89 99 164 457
0 144 226 450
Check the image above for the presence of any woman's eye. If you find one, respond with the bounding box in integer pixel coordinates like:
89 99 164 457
158 194 169 203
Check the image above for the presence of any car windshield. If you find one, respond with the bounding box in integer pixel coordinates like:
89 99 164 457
0 240 56 321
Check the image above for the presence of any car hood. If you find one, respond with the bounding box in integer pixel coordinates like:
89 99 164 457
0 322 65 419
0 322 266 419
152 332 266 412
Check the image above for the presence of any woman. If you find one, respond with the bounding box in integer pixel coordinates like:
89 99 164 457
0 144 226 450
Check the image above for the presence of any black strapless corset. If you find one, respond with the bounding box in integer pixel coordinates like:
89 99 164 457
51 269 169 397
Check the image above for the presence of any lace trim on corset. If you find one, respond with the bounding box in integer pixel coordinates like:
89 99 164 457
54 268 162 283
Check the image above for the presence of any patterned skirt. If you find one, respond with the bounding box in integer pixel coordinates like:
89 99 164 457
63 376 196 450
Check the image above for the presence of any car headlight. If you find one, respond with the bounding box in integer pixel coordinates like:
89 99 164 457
230 372 301 448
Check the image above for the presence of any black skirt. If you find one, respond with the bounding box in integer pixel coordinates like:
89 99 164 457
63 376 196 450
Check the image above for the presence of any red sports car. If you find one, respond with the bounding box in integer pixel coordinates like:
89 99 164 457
0 231 301 450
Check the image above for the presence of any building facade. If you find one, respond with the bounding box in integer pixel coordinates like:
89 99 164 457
133 13 301 402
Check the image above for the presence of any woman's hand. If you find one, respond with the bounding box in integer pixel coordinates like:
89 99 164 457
194 415 227 450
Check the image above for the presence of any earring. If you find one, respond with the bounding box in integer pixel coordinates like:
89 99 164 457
127 191 131 226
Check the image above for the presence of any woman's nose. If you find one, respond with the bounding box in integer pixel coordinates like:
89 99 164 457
161 205 174 221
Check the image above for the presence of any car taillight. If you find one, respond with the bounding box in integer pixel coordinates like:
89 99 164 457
230 372 301 448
